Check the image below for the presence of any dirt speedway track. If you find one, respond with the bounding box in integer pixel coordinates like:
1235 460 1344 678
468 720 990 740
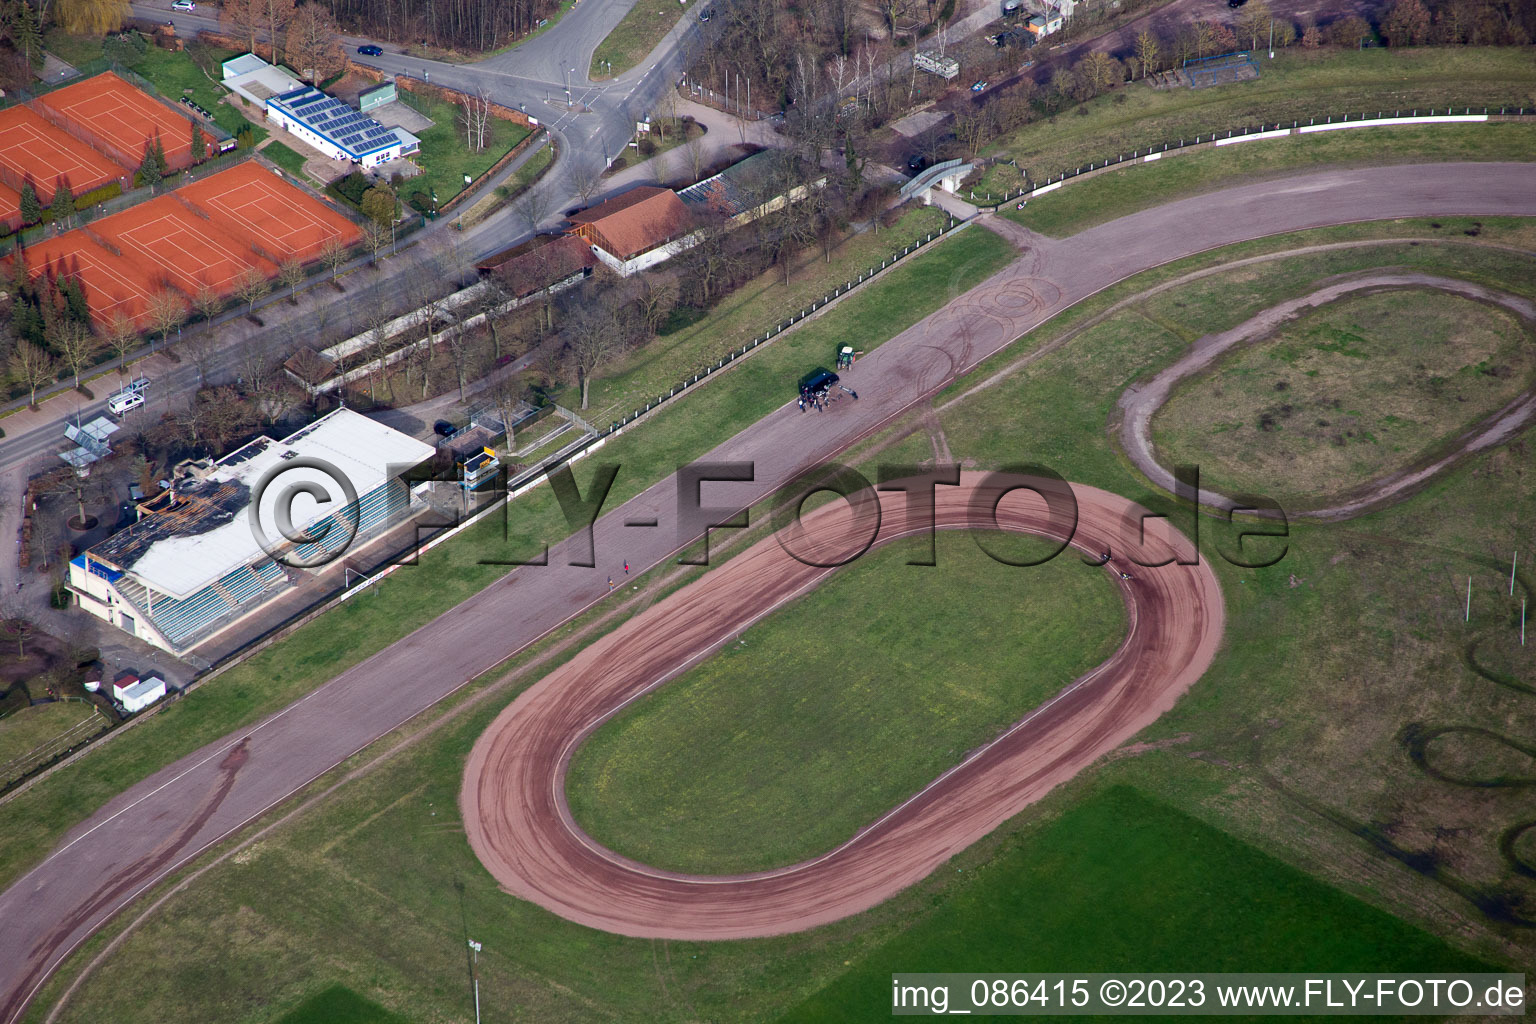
462 475 1225 938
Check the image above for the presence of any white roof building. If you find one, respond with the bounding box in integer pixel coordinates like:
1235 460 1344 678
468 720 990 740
111 673 167 714
221 53 305 107
68 408 435 653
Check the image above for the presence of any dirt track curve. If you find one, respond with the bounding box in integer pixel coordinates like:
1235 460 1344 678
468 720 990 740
3 163 1533 1024
462 474 1225 938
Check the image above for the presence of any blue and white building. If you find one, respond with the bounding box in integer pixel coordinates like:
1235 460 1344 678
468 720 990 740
266 84 420 168
68 408 435 655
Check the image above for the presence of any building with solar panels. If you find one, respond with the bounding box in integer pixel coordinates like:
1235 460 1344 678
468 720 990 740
67 408 435 656
266 85 420 168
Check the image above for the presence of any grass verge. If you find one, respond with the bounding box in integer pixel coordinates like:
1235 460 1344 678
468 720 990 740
589 0 696 79
990 47 1536 181
0 703 103 787
564 206 981 417
260 141 308 178
1006 121 1536 237
567 530 1125 873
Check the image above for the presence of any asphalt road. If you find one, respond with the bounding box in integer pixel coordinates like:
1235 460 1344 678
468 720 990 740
1 162 1532 1023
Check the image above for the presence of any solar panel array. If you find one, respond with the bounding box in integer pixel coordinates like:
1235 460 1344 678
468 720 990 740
274 87 402 157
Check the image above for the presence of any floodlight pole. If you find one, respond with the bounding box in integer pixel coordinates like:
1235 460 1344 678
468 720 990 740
1512 550 1518 595
1465 575 1472 622
1268 19 1274 58
468 939 482 1024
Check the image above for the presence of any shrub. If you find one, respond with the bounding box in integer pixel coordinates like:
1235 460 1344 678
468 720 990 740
73 182 122 210
329 171 372 207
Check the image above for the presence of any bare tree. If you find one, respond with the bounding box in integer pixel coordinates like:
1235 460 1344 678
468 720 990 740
362 221 389 265
1135 29 1160 79
318 236 348 286
234 269 268 318
569 161 601 204
183 326 220 386
278 258 305 303
683 134 707 181
285 3 346 82
517 190 552 234
10 339 58 406
458 88 494 151
147 291 187 355
193 283 223 326
564 306 614 410
53 319 98 393
105 312 136 386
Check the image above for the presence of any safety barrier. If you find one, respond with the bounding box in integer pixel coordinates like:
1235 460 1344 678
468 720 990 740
966 106 1533 208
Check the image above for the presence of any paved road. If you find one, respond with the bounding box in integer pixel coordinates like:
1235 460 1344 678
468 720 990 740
462 475 1225 937
1 163 1532 1023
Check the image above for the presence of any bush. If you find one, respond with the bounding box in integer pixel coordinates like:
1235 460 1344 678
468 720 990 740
73 181 122 211
329 171 372 207
407 191 432 214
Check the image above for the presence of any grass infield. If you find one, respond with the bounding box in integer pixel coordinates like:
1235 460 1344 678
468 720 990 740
1151 287 1535 506
567 530 1126 874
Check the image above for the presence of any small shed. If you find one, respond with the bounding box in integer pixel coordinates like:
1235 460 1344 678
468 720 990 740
359 81 397 113
111 672 167 713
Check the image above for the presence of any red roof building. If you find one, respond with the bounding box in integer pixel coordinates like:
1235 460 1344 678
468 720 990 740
564 186 695 276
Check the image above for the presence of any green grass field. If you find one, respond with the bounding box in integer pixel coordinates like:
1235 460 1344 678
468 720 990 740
1152 287 1535 506
0 701 103 787
260 141 309 178
1007 121 1536 237
25 219 1536 1024
0 221 1015 900
401 93 531 206
129 46 265 145
274 986 409 1024
590 0 696 79
568 531 1125 873
779 786 1497 1021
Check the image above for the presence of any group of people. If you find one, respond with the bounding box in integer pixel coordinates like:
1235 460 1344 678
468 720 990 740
798 382 858 412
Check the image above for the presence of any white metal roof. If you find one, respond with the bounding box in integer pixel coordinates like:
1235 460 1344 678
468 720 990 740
226 63 304 106
126 408 434 598
221 53 269 80
120 677 166 701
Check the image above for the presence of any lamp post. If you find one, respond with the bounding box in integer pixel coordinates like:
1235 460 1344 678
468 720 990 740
565 66 573 106
467 939 482 1024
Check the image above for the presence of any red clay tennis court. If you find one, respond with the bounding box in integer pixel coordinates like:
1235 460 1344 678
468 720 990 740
34 72 203 172
0 182 21 231
0 105 127 198
92 195 276 298
178 162 363 262
20 234 160 326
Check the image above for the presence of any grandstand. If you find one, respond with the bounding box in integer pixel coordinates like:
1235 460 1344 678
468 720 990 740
67 408 435 654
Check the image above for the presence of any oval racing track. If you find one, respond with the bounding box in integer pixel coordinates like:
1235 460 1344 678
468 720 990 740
462 473 1225 938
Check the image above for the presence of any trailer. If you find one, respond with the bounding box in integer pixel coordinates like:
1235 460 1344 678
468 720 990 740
914 51 960 80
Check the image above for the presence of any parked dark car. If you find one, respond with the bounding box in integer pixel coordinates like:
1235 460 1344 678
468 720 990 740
433 420 457 437
357 44 384 55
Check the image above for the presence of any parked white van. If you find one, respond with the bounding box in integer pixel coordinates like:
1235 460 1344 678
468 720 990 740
107 389 145 415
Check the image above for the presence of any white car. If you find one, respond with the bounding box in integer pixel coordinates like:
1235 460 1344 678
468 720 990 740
171 1 196 11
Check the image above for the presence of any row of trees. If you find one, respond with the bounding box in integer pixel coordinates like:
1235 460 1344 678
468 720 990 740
221 0 346 82
224 0 560 57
